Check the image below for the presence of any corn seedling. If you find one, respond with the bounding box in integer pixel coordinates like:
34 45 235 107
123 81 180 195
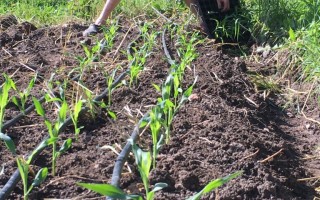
187 171 243 200
128 24 156 87
130 139 167 200
12 75 36 114
107 68 118 106
128 46 149 87
95 100 118 120
82 41 101 63
176 32 199 81
32 97 72 176
77 182 142 200
103 22 118 51
0 74 17 155
70 98 83 140
81 84 96 118
164 79 196 143
149 106 164 168
16 157 48 200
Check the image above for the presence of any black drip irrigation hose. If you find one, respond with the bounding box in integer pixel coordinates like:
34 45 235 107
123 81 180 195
0 31 142 200
1 75 80 132
1 96 45 131
161 28 176 66
106 27 175 200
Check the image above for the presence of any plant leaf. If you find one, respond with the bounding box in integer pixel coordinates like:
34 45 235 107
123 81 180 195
108 110 117 120
152 83 161 92
16 157 28 188
151 182 168 193
32 97 45 117
202 171 243 194
45 136 58 145
11 96 20 107
74 99 83 121
59 101 68 122
32 167 48 187
77 183 127 198
186 171 242 200
289 28 295 41
58 138 72 154
27 139 49 164
0 132 16 155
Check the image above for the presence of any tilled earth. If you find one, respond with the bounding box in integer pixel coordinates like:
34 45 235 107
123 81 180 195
0 15 319 199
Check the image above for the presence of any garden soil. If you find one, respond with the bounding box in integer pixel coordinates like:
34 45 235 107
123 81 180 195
0 16 319 200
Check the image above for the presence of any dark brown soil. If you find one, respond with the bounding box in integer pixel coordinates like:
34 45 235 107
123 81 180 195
0 16 319 200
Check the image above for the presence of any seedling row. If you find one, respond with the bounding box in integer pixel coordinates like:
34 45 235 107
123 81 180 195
0 20 241 200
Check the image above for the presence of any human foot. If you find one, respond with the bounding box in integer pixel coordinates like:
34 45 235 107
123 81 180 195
82 24 102 37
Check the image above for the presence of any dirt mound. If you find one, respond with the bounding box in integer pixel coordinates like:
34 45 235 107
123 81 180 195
0 18 319 200
0 15 18 30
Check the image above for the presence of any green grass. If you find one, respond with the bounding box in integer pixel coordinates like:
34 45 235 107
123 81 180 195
0 0 185 26
1 0 319 100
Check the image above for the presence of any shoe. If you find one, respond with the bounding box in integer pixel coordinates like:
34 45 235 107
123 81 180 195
83 24 102 37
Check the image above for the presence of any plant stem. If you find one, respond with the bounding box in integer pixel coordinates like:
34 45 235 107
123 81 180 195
23 184 28 200
52 142 56 176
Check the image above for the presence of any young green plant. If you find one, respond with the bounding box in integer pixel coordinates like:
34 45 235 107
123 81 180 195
77 183 142 200
0 74 17 154
187 171 243 200
130 139 167 200
107 68 117 106
103 21 118 51
149 106 164 168
70 98 83 140
12 75 36 114
32 97 72 176
16 157 48 200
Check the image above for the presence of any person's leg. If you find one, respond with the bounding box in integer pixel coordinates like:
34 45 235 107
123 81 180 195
95 0 121 26
83 0 121 36
184 0 209 34
184 0 201 18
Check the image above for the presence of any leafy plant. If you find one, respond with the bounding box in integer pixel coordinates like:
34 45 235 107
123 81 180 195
128 46 149 87
77 183 142 200
16 157 48 200
187 171 243 200
130 139 167 200
70 98 83 140
149 106 164 168
103 21 118 51
0 74 17 155
107 68 118 106
32 97 72 176
12 75 36 114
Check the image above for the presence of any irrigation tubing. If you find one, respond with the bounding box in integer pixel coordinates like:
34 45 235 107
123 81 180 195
0 33 111 132
0 31 143 199
106 27 175 200
161 28 176 66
